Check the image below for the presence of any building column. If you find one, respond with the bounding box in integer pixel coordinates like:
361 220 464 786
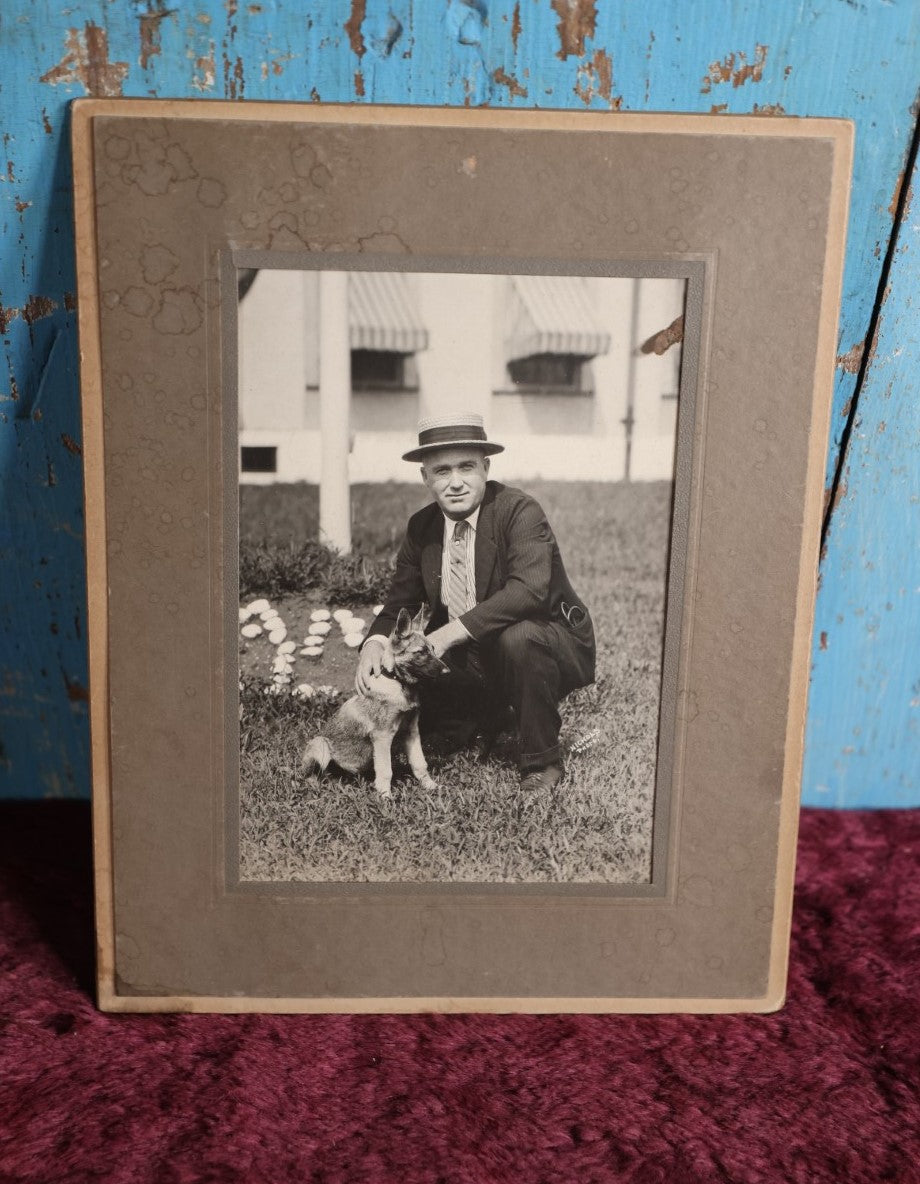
318 270 351 553
622 278 641 483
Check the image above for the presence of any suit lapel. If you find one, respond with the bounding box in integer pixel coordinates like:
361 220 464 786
420 508 444 611
474 485 498 602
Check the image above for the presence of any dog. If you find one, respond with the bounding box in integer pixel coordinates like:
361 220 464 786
302 606 448 798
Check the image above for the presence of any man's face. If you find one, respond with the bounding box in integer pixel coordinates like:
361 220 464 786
421 447 490 520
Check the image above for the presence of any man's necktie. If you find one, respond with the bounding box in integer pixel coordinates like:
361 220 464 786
446 519 471 620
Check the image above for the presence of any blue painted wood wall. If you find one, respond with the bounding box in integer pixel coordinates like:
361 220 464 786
1 1 917 805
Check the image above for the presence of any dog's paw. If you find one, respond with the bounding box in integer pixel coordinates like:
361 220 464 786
417 775 438 791
375 782 393 800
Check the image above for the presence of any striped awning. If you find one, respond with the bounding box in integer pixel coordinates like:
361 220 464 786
348 271 429 353
505 275 611 362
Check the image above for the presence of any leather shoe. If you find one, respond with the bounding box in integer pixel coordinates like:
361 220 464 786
520 763 564 792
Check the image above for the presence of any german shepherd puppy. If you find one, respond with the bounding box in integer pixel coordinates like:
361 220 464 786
302 606 448 799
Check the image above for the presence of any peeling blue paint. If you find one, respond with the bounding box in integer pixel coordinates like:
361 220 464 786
806 156 920 806
1 0 919 802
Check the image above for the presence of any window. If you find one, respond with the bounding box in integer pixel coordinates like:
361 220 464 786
501 276 609 397
347 273 427 395
351 349 418 391
507 352 587 392
240 446 277 473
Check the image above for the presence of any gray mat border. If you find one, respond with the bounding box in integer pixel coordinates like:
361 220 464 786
221 250 707 901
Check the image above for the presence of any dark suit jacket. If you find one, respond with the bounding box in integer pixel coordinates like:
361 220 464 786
368 482 595 689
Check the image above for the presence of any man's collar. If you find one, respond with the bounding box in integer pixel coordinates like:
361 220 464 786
441 504 481 535
423 482 498 544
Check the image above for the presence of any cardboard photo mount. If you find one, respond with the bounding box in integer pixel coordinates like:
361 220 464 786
73 100 852 1013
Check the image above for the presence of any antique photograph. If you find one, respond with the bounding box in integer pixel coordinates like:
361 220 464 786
75 102 849 1009
236 265 687 885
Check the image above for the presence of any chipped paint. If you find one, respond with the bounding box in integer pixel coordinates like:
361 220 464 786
65 678 89 703
551 0 597 61
574 48 615 107
887 171 913 224
644 29 655 104
23 296 58 325
345 0 367 57
222 1 244 99
830 480 848 519
821 478 849 525
226 55 245 98
701 44 768 94
837 304 882 385
193 49 217 91
888 170 905 218
262 52 293 79
511 2 522 52
0 297 59 332
0 304 19 335
139 3 174 71
836 341 864 373
40 24 130 97
493 67 528 100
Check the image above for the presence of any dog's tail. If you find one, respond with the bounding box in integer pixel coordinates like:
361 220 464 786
302 735 332 775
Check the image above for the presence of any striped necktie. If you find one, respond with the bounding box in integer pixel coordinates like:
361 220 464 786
446 518 471 620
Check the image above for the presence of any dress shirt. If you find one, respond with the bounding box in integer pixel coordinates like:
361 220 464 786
440 506 480 616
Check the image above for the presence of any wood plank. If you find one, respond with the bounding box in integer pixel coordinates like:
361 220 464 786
804 136 920 806
1 1 917 803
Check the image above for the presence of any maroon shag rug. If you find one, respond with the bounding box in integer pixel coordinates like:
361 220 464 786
0 804 918 1184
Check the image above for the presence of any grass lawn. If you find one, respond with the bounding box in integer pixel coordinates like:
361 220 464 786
238 480 673 883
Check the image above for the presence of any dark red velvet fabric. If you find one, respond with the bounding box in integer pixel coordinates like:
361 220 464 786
1 805 917 1184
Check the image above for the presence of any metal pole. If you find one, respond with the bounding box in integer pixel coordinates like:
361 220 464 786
318 270 352 553
621 277 640 483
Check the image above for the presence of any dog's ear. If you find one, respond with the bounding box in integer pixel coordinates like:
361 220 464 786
394 608 413 639
411 603 431 633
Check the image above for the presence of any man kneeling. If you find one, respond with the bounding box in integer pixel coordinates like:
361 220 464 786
355 413 596 792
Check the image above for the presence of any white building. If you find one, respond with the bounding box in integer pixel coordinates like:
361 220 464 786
238 269 684 486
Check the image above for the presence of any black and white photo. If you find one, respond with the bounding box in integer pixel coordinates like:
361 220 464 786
237 267 687 884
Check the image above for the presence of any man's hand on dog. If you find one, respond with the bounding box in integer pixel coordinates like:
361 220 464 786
356 620 471 695
425 620 470 658
355 638 394 696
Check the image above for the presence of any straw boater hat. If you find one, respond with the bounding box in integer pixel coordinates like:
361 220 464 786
402 413 505 462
